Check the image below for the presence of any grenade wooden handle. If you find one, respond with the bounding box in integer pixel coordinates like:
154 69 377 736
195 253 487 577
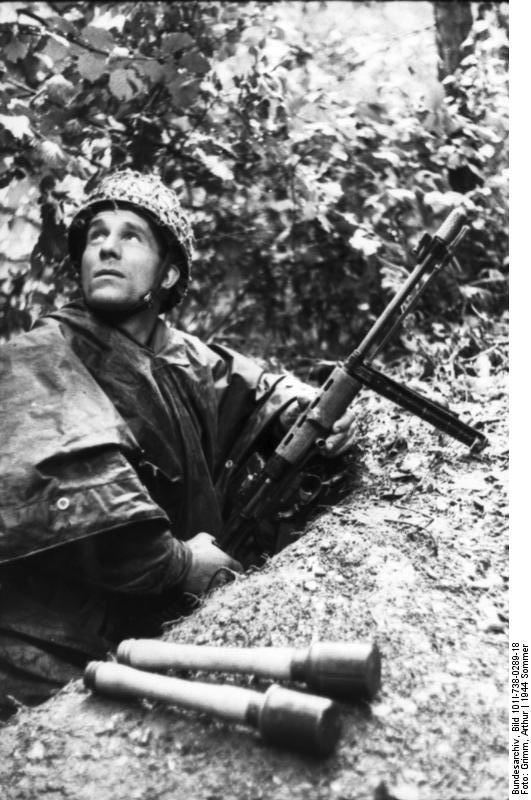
84 661 341 756
117 639 381 700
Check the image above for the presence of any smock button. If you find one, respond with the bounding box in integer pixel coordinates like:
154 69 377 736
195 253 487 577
56 497 70 511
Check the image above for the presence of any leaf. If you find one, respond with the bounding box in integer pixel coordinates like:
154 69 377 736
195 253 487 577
77 52 108 81
459 285 492 301
180 51 210 75
387 188 416 203
389 781 422 800
479 143 495 161
89 136 111 155
319 181 343 204
54 175 86 204
423 190 463 213
0 114 33 140
0 176 36 207
382 506 402 522
51 17 78 37
109 69 137 101
40 35 70 64
330 142 348 162
300 199 317 220
39 108 69 138
0 5 19 23
4 36 30 62
109 69 132 100
110 46 130 59
473 19 490 34
138 60 166 84
36 140 67 167
348 228 380 257
27 740 45 761
44 74 76 105
460 55 478 68
398 454 424 475
373 149 401 168
90 8 127 33
161 32 195 54
213 62 235 92
106 115 126 132
81 25 115 52
168 78 200 108
0 216 39 260
455 473 490 494
474 352 491 378
194 148 234 181
317 213 332 233
338 211 359 227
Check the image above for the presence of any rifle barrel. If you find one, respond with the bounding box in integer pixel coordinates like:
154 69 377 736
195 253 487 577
345 208 468 369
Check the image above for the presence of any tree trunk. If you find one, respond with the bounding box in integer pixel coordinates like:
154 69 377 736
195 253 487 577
433 1 474 81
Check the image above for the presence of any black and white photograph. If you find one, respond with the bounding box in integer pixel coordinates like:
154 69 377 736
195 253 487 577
0 2 511 798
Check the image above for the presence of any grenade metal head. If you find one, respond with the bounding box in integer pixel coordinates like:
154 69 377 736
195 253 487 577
292 641 382 701
255 684 342 757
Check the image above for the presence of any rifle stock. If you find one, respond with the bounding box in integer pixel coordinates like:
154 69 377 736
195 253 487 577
220 208 487 560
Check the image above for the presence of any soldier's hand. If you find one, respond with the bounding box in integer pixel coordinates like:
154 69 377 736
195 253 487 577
278 391 317 431
321 403 357 457
280 396 357 457
182 532 243 595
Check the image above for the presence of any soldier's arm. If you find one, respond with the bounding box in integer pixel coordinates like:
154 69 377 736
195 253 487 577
35 521 191 596
90 525 241 596
40 522 240 598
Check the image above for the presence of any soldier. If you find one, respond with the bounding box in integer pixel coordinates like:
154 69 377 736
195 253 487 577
0 170 357 714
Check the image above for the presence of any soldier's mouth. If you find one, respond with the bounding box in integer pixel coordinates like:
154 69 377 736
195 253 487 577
93 269 124 278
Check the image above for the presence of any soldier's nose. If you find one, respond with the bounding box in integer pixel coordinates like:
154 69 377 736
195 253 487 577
100 235 121 259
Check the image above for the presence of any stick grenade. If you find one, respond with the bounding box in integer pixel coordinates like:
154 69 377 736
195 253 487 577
84 661 341 757
116 640 381 701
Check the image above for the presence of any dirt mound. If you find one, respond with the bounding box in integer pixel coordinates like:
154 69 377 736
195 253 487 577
0 368 507 800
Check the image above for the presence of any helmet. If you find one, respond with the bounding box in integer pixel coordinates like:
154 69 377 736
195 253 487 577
68 169 194 310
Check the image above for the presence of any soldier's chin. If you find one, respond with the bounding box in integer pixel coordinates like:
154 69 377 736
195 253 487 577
85 290 135 314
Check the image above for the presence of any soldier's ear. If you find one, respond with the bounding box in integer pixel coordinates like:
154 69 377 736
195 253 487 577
161 264 180 290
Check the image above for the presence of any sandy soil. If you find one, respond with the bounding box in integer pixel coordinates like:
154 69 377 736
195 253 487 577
0 357 508 800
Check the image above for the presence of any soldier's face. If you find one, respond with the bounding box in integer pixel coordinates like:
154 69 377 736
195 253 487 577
81 208 165 312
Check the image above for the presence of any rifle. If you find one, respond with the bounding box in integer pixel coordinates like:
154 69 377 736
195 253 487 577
220 208 488 563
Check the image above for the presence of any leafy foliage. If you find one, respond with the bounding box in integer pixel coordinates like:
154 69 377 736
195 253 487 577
0 1 508 359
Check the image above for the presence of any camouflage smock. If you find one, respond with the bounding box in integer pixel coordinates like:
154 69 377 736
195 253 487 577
0 302 310 707
0 302 308 562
